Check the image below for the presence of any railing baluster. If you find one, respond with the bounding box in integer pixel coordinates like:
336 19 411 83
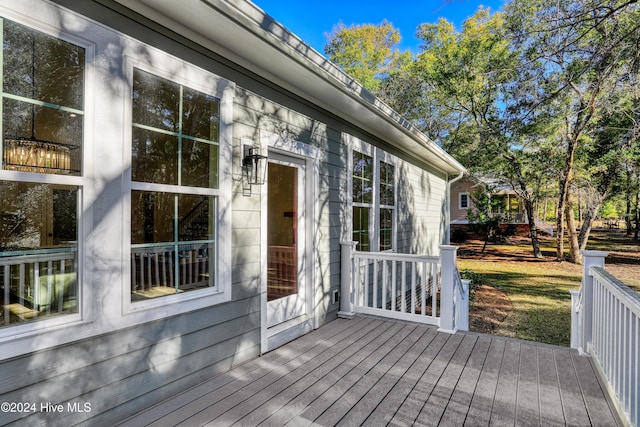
432 262 438 318
364 257 369 308
420 261 426 317
373 259 379 309
401 261 406 313
382 259 387 310
411 262 416 314
391 260 397 312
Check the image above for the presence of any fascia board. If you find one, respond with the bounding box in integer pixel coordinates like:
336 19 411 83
114 0 465 175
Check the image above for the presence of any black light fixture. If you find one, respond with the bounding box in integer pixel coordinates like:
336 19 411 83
242 146 267 186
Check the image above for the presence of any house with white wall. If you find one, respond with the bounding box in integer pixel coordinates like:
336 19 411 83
0 0 465 424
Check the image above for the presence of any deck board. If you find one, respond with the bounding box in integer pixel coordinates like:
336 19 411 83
118 317 621 427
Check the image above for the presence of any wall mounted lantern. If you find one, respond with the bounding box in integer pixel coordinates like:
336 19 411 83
243 146 267 185
242 145 267 188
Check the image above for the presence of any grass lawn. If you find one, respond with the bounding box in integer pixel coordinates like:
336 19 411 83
457 229 640 347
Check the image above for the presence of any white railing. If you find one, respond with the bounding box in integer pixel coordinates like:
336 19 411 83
0 249 77 325
571 251 639 427
339 242 468 333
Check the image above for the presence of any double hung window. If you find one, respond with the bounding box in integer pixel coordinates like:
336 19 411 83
0 18 84 326
351 147 396 252
130 68 220 302
459 192 469 210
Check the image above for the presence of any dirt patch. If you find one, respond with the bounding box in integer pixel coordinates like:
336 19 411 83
468 284 512 334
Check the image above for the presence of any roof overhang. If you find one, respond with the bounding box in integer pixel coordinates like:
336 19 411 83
113 0 466 176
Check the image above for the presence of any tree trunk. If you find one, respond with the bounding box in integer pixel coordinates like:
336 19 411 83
626 169 633 235
578 199 601 252
565 199 582 264
525 198 543 258
556 186 567 261
635 191 639 241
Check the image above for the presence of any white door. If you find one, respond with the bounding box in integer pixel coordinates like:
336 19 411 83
266 153 307 327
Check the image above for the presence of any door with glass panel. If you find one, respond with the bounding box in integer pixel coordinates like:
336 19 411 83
266 153 307 327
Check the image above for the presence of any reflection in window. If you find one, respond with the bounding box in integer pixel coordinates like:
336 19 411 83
130 193 215 299
1 18 84 175
353 151 373 251
132 68 219 188
131 68 220 302
353 206 370 252
351 150 397 252
0 17 83 328
379 161 394 251
0 182 78 327
352 151 373 204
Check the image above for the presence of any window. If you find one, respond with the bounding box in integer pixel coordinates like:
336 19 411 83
379 161 395 251
459 192 469 210
0 18 84 327
352 151 373 251
130 68 220 302
351 148 396 252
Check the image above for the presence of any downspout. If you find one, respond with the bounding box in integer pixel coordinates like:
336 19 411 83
445 170 465 244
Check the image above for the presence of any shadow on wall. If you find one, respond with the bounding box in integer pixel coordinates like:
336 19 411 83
1 13 258 425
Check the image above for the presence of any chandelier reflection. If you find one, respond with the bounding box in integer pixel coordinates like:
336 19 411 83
3 137 74 174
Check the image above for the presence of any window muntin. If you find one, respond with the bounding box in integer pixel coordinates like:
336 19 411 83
351 149 396 252
130 68 220 302
0 18 83 328
352 151 373 251
2 18 84 176
379 161 395 251
352 151 373 204
132 68 219 188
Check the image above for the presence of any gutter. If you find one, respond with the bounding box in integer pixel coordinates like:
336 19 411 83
445 170 466 244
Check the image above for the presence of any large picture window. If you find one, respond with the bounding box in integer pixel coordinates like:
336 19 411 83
130 68 220 302
0 18 83 327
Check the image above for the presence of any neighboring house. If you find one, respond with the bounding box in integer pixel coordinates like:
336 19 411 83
0 0 465 424
450 175 530 235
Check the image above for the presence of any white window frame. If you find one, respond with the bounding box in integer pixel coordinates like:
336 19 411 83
0 12 94 340
122 55 234 315
459 192 470 210
347 136 397 252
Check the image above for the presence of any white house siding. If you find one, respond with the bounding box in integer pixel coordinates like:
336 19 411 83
0 0 459 425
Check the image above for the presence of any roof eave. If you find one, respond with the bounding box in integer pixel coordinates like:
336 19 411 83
114 0 466 175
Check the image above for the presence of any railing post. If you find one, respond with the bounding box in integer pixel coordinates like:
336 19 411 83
580 250 608 354
338 241 357 319
569 289 582 351
458 279 470 332
439 245 458 334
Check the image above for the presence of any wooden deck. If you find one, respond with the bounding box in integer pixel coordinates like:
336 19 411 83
118 316 621 426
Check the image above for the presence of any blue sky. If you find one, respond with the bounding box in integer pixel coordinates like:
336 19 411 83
253 0 505 54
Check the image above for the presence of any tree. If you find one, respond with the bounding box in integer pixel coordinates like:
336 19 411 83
466 186 517 253
324 20 411 92
505 0 640 263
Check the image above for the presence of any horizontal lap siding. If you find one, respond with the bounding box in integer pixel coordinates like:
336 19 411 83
0 297 261 426
234 87 345 325
396 162 447 256
0 3 451 426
